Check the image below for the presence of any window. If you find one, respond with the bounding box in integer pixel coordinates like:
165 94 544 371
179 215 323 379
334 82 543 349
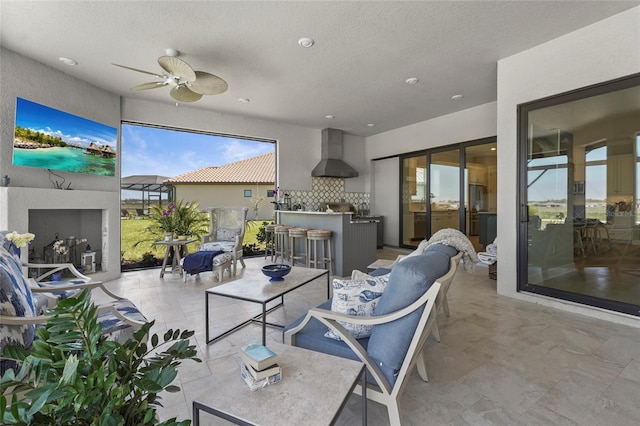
244 189 252 198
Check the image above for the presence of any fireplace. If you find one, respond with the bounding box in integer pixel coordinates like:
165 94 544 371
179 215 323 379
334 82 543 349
0 187 120 281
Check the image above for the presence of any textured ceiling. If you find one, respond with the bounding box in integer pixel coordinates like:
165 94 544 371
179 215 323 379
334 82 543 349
1 1 638 137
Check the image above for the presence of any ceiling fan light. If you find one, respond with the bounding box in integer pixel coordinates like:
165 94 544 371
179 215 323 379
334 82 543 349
165 48 179 57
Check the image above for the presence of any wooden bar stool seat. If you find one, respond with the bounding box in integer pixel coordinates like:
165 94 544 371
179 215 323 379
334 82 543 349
288 227 309 266
306 229 333 275
264 224 277 261
274 225 292 264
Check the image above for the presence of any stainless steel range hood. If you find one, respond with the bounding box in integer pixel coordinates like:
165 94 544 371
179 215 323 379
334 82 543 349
311 128 359 178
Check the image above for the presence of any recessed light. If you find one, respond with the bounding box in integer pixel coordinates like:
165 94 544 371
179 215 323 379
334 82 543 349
491 147 496 151
325 115 335 119
238 98 250 103
59 57 77 66
298 37 315 48
405 77 419 85
451 94 463 101
367 123 376 127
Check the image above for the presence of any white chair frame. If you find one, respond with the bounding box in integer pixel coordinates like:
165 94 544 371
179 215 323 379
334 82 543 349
201 207 248 276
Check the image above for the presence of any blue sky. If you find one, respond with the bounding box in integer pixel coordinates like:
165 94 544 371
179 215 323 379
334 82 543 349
16 97 117 148
121 124 275 178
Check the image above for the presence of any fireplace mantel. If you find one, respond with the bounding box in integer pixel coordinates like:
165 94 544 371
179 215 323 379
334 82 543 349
0 186 121 282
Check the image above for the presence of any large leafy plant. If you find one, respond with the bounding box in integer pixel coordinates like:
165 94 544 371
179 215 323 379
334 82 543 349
145 200 209 240
0 290 201 425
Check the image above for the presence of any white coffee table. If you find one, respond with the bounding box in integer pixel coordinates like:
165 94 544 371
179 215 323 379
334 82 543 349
191 342 366 426
205 266 330 346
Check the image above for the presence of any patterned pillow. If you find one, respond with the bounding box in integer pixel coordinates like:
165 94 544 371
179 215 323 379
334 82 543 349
215 228 240 242
324 275 389 340
0 246 36 373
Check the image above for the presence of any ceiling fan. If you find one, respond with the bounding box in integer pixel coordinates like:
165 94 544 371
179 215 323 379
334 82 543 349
112 52 228 103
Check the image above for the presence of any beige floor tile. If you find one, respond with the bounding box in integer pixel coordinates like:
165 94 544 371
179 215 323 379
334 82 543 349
98 253 640 426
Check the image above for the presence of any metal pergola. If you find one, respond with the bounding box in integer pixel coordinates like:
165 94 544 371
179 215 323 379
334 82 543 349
120 175 174 213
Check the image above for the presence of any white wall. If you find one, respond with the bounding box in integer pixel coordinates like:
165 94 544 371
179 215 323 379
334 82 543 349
0 48 122 280
497 7 640 326
366 102 497 162
121 99 367 193
0 48 121 191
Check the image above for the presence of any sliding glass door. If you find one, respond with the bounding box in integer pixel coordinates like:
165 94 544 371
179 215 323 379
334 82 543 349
518 74 640 316
400 139 496 249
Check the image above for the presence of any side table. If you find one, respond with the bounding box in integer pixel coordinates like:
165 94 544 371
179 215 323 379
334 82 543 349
153 238 197 278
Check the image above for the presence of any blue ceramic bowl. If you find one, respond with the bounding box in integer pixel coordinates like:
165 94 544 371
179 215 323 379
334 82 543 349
261 264 291 281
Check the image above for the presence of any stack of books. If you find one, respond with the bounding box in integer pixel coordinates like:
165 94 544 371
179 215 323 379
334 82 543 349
239 343 282 391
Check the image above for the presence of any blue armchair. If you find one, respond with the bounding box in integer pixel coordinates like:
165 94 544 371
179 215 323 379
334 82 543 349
284 244 460 424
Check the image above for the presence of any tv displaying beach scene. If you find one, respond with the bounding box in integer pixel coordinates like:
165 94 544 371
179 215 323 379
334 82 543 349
13 97 118 176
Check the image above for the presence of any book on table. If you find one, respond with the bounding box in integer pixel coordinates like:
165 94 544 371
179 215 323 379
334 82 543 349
240 362 282 391
243 361 281 381
240 343 279 371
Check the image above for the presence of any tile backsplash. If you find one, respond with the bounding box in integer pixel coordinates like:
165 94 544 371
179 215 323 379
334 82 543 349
281 177 369 212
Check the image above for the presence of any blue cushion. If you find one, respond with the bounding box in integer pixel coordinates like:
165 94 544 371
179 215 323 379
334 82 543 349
369 267 392 276
367 251 451 387
99 299 148 344
423 243 459 257
284 300 369 362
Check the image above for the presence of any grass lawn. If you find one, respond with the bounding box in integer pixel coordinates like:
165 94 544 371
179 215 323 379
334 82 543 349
120 218 270 263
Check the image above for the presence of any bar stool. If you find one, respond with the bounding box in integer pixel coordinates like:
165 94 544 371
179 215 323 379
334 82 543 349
307 229 333 275
274 225 292 264
288 227 309 266
264 223 276 261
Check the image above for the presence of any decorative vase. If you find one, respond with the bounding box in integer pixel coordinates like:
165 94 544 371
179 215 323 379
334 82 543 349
165 232 173 241
177 235 188 241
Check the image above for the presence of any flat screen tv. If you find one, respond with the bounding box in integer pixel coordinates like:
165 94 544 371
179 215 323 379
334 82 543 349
13 97 118 176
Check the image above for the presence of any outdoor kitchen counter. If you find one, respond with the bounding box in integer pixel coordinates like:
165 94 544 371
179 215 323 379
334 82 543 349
278 211 377 276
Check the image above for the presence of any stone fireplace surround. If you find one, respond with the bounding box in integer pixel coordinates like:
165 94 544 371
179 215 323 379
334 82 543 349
0 187 120 282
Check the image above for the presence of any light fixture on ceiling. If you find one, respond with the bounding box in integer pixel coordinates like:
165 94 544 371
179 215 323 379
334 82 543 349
298 37 315 48
59 57 77 66
451 94 464 101
405 77 419 85
165 48 180 57
367 123 376 127
491 147 496 151
238 98 250 103
325 115 335 119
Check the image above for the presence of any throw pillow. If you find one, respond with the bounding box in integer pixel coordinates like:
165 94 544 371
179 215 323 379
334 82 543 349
215 228 240 242
324 274 389 340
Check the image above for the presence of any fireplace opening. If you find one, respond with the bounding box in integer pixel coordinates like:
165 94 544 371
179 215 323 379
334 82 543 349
28 209 103 275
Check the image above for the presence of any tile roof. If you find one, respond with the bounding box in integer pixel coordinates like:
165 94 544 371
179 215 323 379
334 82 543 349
165 152 275 184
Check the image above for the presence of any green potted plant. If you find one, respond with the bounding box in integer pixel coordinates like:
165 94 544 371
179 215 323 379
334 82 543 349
0 290 200 425
147 200 208 240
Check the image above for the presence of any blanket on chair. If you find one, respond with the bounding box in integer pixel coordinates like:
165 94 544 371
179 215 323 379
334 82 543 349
183 250 224 275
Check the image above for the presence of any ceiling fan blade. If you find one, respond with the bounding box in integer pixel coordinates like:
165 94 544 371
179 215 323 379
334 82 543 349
131 81 169 91
170 85 203 102
158 56 196 82
190 71 228 95
112 63 165 79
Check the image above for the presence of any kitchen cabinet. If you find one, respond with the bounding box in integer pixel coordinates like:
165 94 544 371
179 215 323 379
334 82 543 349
468 165 486 184
607 154 634 195
479 213 497 248
413 212 426 240
431 210 459 234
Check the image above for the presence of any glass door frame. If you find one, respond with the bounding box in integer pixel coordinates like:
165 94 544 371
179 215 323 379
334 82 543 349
398 137 496 249
516 73 640 316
